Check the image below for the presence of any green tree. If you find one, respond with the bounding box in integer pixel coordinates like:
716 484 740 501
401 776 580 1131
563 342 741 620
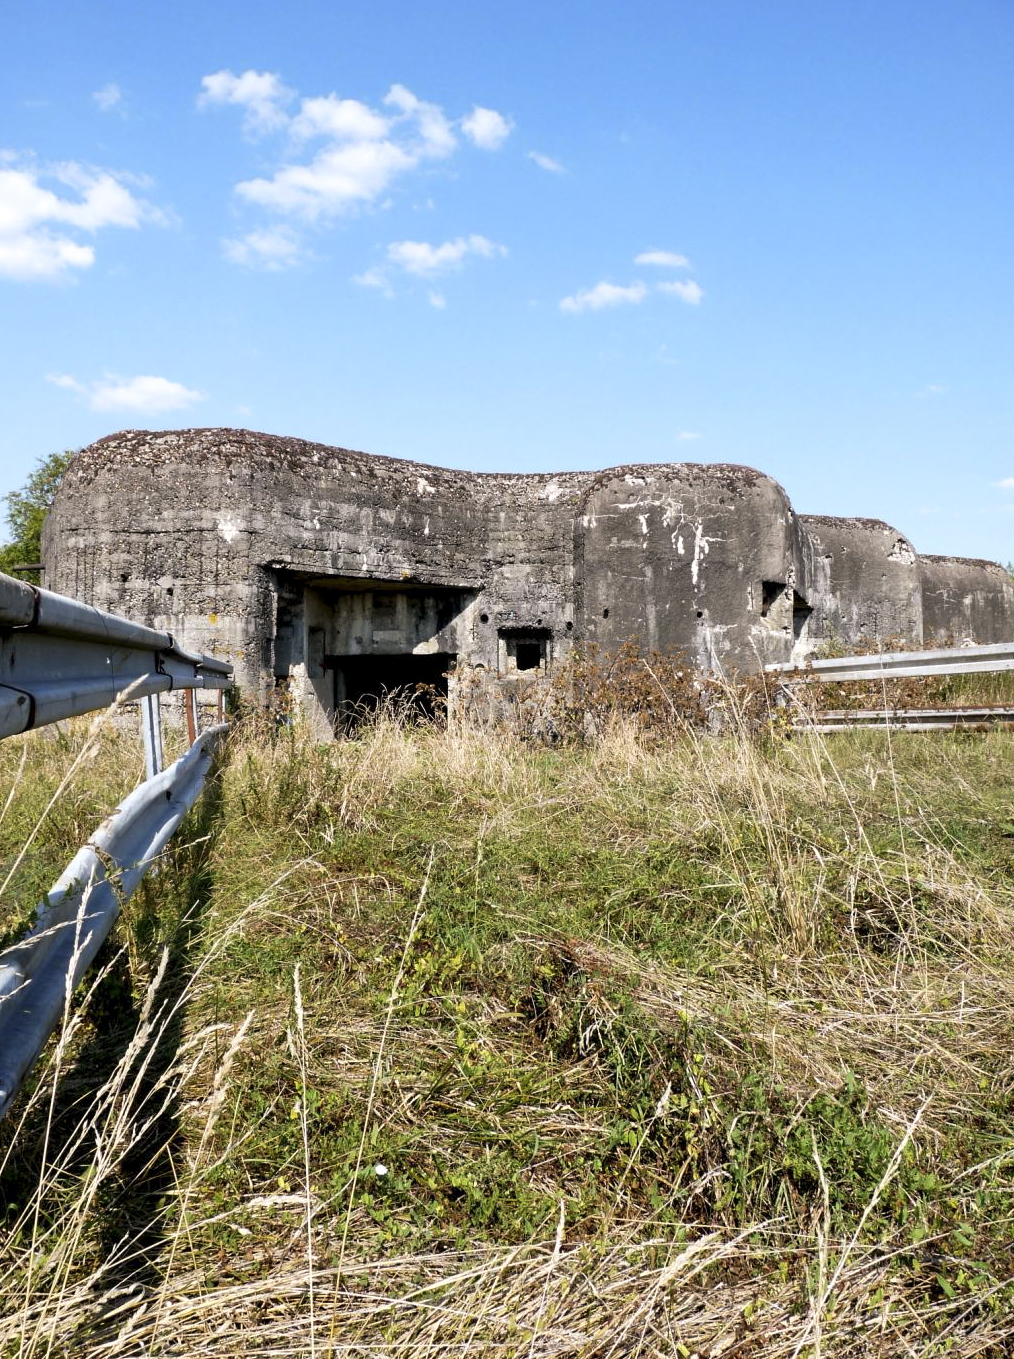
0 450 76 582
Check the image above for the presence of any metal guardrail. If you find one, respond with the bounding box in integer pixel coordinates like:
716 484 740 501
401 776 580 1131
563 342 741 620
0 569 233 1119
766 641 1014 732
0 726 227 1119
766 641 1014 684
0 571 230 740
799 706 1014 733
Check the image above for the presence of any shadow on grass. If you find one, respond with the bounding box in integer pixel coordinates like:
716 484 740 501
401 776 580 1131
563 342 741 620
0 758 226 1308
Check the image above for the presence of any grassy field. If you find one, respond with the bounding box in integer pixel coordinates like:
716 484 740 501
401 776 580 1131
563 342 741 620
1 701 1013 1356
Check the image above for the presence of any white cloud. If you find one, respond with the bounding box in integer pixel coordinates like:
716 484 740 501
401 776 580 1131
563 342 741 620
0 155 160 280
636 249 690 269
384 83 456 157
291 94 389 143
995 477 1014 490
0 232 94 280
676 431 701 441
198 69 293 135
461 106 512 150
919 383 948 398
236 139 415 218
353 266 394 296
560 280 647 313
357 234 505 296
92 83 122 113
237 140 415 219
528 150 564 173
202 72 507 226
48 372 205 412
387 233 504 276
223 226 302 269
47 374 87 393
428 290 446 309
658 278 704 305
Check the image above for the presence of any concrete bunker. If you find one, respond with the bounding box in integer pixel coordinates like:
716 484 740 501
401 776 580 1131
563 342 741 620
574 463 816 671
920 555 1014 645
40 426 1014 735
801 515 922 647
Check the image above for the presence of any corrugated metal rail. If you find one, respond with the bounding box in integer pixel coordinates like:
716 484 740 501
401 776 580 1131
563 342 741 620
0 570 230 739
766 641 1014 732
0 570 232 1120
800 705 1014 733
766 641 1014 685
0 727 226 1119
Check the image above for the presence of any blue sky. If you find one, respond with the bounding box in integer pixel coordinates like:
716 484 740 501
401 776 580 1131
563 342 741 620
3 0 1014 563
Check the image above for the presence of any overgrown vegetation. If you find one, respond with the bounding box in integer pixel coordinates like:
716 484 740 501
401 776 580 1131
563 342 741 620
1 698 1014 1355
455 636 1014 738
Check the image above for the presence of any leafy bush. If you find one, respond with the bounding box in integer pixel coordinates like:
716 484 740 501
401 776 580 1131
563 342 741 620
0 449 75 580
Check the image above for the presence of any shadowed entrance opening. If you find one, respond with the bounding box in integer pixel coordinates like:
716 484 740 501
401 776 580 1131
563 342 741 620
325 652 454 730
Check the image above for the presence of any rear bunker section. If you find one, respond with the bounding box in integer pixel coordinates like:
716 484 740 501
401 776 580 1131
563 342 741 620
800 515 922 647
920 555 1014 645
574 463 816 674
271 571 479 734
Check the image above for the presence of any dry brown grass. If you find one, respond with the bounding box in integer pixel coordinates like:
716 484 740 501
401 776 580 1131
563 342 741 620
1 701 1013 1355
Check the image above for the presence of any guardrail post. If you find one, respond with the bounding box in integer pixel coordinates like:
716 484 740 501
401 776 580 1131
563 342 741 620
140 693 163 777
185 688 200 744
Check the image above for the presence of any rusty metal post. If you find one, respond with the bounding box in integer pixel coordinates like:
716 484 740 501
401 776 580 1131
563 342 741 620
186 688 199 744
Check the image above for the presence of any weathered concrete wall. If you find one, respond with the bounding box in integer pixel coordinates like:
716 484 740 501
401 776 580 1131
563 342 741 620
800 515 922 645
43 428 491 696
41 427 1014 732
920 555 1014 644
576 464 814 672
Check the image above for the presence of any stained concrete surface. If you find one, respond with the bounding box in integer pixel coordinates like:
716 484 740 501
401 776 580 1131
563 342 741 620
42 428 1014 734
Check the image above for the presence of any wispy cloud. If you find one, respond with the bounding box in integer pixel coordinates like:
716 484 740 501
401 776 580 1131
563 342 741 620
353 266 394 296
562 251 705 313
528 150 564 173
198 69 294 135
658 278 704 305
919 382 948 398
0 153 162 281
92 83 123 113
635 249 690 269
676 431 701 442
384 83 457 157
995 477 1014 490
356 234 506 298
223 225 302 270
461 105 512 150
560 280 647 313
47 372 205 412
428 290 446 309
387 234 505 276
